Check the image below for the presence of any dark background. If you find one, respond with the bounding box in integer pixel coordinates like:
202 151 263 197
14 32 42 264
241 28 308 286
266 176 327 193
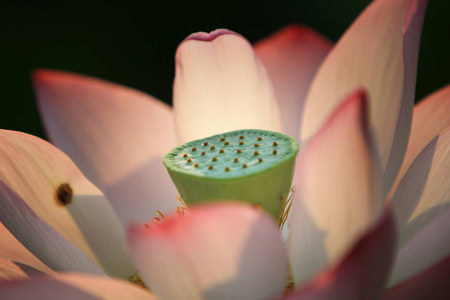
1 0 449 140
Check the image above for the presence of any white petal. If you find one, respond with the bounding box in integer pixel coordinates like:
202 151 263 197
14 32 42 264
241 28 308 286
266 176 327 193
289 90 383 285
0 273 158 300
34 70 179 225
127 203 288 300
388 85 450 200
255 25 332 139
174 29 282 143
0 130 135 278
300 0 428 195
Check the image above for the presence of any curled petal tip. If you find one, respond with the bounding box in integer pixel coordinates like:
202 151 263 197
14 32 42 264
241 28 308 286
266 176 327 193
182 29 243 43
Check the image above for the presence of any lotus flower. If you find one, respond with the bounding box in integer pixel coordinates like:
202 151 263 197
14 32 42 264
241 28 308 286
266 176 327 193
1 0 449 299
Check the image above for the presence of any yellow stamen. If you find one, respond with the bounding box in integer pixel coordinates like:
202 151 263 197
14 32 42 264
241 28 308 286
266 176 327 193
278 187 295 233
284 265 295 295
128 272 148 290
146 195 190 228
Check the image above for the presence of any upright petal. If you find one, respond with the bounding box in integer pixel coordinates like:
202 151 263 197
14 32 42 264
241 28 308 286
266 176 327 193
34 70 178 225
289 90 383 285
388 85 450 200
389 208 450 287
255 25 332 139
127 203 288 300
389 127 450 285
174 29 282 143
300 0 428 195
281 208 395 300
0 273 158 300
0 130 135 278
391 126 450 250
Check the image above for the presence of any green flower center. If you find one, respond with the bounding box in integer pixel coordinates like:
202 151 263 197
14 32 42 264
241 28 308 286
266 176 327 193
163 129 299 220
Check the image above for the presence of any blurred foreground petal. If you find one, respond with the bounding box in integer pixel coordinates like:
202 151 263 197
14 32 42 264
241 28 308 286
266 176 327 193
0 273 158 300
281 208 395 300
384 255 450 300
127 203 288 300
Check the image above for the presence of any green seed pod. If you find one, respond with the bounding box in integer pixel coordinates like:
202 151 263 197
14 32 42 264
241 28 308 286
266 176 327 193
163 129 299 220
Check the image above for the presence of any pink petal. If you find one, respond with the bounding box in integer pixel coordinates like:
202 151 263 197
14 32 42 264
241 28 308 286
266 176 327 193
174 29 282 143
384 255 450 300
289 90 383 285
280 208 395 300
255 25 332 139
0 258 45 281
388 85 450 200
300 0 428 195
0 130 135 278
34 70 179 225
390 192 450 286
127 203 288 300
0 221 52 274
0 273 158 299
389 125 450 285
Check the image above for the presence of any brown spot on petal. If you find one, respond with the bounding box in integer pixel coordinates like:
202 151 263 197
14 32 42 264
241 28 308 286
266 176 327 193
55 183 73 206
